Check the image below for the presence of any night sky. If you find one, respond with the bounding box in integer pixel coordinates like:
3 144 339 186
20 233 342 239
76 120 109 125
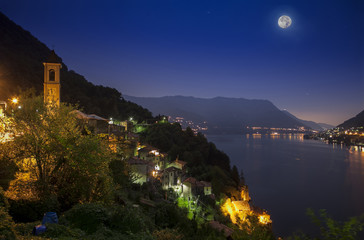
1 0 363 125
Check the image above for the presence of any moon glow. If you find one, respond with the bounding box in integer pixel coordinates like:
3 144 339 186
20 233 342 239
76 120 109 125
278 15 292 29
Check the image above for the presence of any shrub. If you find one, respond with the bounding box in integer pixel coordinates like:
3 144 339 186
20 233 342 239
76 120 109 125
0 206 17 240
87 227 154 240
153 228 183 240
8 196 59 223
42 223 85 238
14 222 40 237
63 203 109 234
109 160 131 186
155 203 189 229
108 205 154 234
8 199 46 223
0 187 9 210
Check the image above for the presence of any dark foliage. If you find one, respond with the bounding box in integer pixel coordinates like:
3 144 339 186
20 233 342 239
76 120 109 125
140 123 241 197
0 187 9 210
140 123 231 172
8 198 59 223
63 203 109 234
109 160 131 187
231 165 240 187
0 150 17 191
288 209 364 240
0 206 17 240
108 205 153 234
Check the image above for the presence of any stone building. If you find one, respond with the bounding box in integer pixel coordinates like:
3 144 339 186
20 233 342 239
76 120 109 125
127 157 154 184
161 166 183 192
43 50 61 106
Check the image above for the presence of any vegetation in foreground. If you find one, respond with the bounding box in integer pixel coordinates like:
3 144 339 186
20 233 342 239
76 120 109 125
0 94 363 240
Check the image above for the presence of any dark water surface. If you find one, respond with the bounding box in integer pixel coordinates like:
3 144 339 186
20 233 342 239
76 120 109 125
207 134 364 237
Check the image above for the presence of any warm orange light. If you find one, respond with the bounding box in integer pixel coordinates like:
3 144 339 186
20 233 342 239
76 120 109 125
12 98 19 104
221 188 271 228
221 198 251 224
258 213 272 225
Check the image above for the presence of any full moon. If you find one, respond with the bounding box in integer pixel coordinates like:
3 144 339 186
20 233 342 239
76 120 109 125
278 15 292 29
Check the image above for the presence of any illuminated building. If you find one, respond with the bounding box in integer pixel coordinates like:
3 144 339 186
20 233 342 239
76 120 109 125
161 166 183 192
43 50 61 106
221 187 271 227
182 177 212 200
127 157 154 184
0 101 6 117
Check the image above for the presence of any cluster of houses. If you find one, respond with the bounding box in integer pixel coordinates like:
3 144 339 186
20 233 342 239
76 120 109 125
1 52 266 238
1 49 212 202
129 143 213 201
71 109 213 201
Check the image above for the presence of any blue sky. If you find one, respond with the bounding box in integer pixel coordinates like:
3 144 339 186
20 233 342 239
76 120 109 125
1 0 363 125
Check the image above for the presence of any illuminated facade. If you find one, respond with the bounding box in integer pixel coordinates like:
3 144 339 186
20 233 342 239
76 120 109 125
162 166 183 192
127 157 154 184
182 177 212 200
43 50 61 106
221 187 271 227
0 101 6 117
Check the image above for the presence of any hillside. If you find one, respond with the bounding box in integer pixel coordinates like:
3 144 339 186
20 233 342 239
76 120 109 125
0 11 152 122
338 109 364 128
282 110 324 131
125 95 309 133
317 122 335 130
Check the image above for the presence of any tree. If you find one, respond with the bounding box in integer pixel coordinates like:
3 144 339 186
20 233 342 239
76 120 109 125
232 214 275 240
288 209 364 240
1 94 114 209
231 165 240 187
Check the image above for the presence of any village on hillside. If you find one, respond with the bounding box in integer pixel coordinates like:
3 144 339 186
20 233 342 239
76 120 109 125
0 51 272 239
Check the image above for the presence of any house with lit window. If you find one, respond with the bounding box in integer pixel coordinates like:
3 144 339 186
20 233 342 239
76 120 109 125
161 166 184 193
182 177 212 200
138 145 168 171
138 145 160 161
200 181 212 196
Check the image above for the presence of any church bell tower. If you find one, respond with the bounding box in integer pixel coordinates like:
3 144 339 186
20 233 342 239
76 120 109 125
43 50 61 106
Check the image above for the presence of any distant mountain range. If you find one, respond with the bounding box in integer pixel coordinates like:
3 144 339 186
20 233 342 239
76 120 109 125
338 109 364 128
317 122 336 130
125 95 331 133
281 110 334 131
0 10 350 131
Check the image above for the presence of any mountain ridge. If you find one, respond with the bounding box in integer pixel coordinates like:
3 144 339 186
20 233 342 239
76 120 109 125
282 110 327 131
338 109 364 128
124 95 311 133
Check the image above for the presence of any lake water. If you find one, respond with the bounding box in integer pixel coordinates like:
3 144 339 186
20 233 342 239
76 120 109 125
207 134 364 237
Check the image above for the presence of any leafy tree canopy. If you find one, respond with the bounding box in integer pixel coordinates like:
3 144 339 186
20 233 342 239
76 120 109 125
1 93 114 210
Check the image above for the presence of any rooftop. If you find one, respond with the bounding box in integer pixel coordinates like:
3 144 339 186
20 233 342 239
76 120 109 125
46 50 61 63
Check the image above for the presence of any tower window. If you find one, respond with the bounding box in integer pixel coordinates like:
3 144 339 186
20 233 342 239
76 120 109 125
49 69 55 81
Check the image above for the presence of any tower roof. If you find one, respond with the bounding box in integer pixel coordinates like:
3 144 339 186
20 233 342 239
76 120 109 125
46 50 61 63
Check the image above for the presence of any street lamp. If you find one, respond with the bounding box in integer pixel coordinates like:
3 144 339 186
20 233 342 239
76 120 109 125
11 98 18 104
